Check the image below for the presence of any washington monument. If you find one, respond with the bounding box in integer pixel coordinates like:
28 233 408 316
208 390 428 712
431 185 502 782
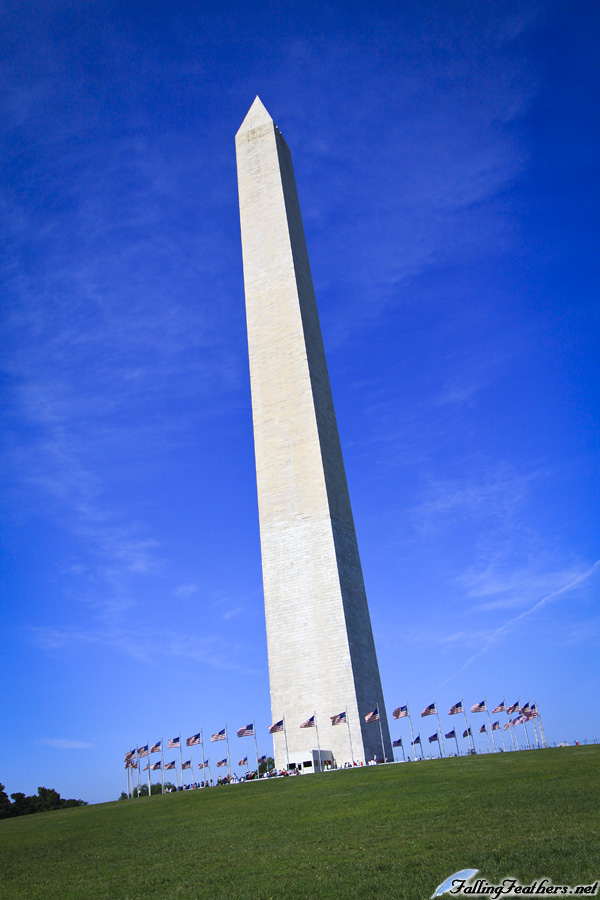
235 97 392 768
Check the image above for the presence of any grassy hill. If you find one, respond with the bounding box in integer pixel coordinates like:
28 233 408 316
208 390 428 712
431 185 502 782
1 747 598 900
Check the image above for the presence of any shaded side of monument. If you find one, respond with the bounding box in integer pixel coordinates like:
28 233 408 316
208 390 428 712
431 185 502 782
235 96 392 769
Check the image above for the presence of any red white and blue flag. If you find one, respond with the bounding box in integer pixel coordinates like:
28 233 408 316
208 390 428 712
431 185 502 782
471 700 486 713
150 741 161 754
393 706 408 719
300 716 315 728
216 758 228 768
449 702 463 715
124 750 136 762
393 738 403 747
492 701 506 714
492 721 501 731
269 720 284 734
445 729 456 739
182 760 191 770
238 756 248 766
412 735 421 745
258 755 267 763
211 729 227 742
167 736 180 750
364 706 380 724
463 728 472 738
151 761 161 771
237 724 254 738
429 733 439 743
187 733 202 747
479 724 486 734
330 712 347 726
138 745 149 758
197 760 209 769
164 760 176 770
421 703 436 717
507 701 520 714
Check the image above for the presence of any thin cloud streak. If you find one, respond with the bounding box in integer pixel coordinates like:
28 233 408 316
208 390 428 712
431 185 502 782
438 560 600 687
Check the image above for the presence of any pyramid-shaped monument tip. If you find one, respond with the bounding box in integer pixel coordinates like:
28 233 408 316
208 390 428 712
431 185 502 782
237 96 273 135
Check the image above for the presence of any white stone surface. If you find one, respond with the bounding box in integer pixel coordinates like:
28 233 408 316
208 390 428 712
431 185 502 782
236 97 392 767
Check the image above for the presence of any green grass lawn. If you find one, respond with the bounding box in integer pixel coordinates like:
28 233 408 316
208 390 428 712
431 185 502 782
1 747 598 900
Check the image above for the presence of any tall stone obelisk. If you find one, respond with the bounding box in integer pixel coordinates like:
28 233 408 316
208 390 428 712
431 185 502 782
236 97 392 768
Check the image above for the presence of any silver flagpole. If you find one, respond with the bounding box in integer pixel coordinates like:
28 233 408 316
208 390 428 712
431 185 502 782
461 700 473 753
137 749 141 797
225 724 231 780
407 705 416 759
179 732 184 788
200 730 206 786
483 725 492 753
346 707 355 764
315 711 321 772
283 717 289 771
126 763 130 799
377 702 386 762
147 739 152 796
536 704 547 748
161 738 165 793
485 700 497 752
522 718 532 750
506 706 517 750
454 732 460 757
434 700 445 757
253 721 259 777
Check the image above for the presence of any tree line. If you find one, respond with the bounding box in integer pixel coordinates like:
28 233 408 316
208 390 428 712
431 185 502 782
0 783 87 818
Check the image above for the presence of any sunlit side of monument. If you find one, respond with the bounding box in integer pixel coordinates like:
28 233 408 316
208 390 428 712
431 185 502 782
236 97 392 770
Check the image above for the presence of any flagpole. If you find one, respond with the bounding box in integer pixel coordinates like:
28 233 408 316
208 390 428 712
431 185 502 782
377 701 386 762
485 699 497 752
225 723 231 780
506 706 517 751
200 730 206 786
147 739 152 796
434 700 445 757
483 725 492 753
161 738 165 793
315 711 321 772
407 705 416 760
346 707 355 764
522 718 532 750
283 717 289 771
536 704 547 748
454 732 460 757
137 748 141 797
253 721 259 778
531 715 541 748
461 699 473 753
126 763 130 799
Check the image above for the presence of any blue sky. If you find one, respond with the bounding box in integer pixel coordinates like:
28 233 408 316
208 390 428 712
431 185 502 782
1 0 598 803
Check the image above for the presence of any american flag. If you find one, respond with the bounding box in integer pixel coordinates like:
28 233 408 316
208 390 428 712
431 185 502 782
507 701 520 714
197 760 209 769
445 729 456 739
412 735 421 744
124 749 136 762
471 700 486 713
125 759 137 769
463 728 471 738
258 755 267 763
448 702 463 715
164 760 176 770
216 758 228 768
211 728 227 742
504 722 511 731
393 705 408 719
269 720 284 734
151 761 161 771
393 738 402 747
167 736 180 749
330 711 346 726
513 715 526 726
479 724 486 734
187 733 202 747
238 756 248 766
143 763 149 771
182 760 191 770
150 741 161 754
237 724 254 738
492 701 506 713
364 706 380 723
138 744 149 758
520 702 531 714
428 733 439 743
492 721 501 731
300 716 315 728
421 703 436 717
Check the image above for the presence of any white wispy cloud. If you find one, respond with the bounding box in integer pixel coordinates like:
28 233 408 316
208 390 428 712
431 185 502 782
38 738 95 750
